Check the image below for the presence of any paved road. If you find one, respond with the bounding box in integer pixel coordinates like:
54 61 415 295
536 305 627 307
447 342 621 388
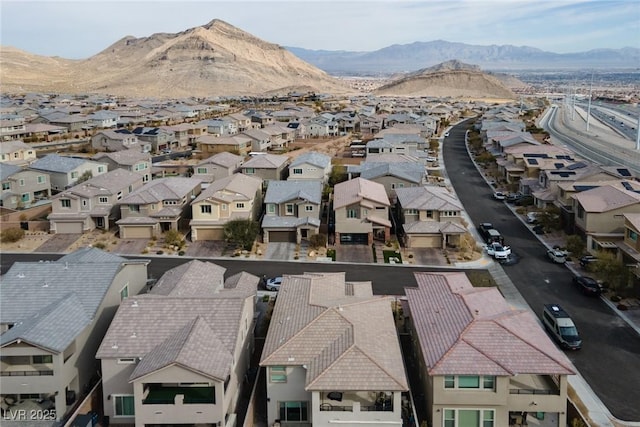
443 120 640 421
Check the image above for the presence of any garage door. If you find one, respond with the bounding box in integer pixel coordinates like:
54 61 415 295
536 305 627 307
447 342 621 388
410 235 441 248
339 233 368 245
121 226 153 239
55 222 83 234
268 230 297 243
193 228 225 241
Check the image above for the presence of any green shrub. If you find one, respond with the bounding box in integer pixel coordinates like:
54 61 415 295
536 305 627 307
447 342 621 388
164 229 185 248
178 250 185 256
1 228 25 243
327 249 336 261
93 242 107 249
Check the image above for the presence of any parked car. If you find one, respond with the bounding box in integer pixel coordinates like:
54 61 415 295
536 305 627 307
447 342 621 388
579 255 598 269
444 131 450 137
573 276 603 296
532 224 545 235
266 276 283 291
493 191 506 200
485 242 511 259
506 192 524 203
547 248 567 264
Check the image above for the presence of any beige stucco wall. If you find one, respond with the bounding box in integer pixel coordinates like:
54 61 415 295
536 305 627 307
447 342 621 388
265 366 311 426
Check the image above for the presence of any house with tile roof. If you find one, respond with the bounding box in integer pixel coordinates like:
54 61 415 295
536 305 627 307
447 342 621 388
189 173 263 241
395 186 466 248
29 154 109 192
91 129 147 153
241 128 272 152
351 161 427 202
0 139 36 166
571 184 640 253
48 169 144 234
260 272 408 427
287 151 332 183
333 177 391 245
97 260 258 427
240 153 289 183
116 177 202 239
0 163 51 209
93 150 152 183
193 152 245 184
0 248 150 422
403 272 575 427
196 134 253 157
262 180 322 243
618 213 640 289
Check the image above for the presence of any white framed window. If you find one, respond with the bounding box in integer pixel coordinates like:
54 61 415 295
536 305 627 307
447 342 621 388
305 205 313 212
406 209 418 215
347 209 357 218
236 202 245 209
98 166 105 173
37 175 46 184
270 366 287 383
279 401 308 422
71 172 78 179
197 167 207 174
444 375 495 390
201 205 212 214
21 193 30 202
61 199 71 208
129 205 139 212
117 191 123 200
2 182 10 190
113 395 135 417
293 168 303 175
120 284 129 301
222 204 227 211
267 204 275 213
285 204 294 215
99 197 108 203
244 167 255 174
443 408 494 427
32 355 53 364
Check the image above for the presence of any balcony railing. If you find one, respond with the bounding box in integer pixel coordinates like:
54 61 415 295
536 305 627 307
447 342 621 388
509 388 556 395
142 387 215 405
1 370 54 376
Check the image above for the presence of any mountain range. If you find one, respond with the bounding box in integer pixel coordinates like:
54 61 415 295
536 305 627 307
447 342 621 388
287 41 640 75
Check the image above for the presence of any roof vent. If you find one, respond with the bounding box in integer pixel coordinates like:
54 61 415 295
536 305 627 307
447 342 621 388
111 344 118 350
288 357 295 362
131 300 139 307
42 282 49 288
16 273 25 278
130 332 137 339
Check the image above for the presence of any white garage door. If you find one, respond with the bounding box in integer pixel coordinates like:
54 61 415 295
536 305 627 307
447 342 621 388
121 226 153 239
410 235 441 248
55 222 83 234
193 228 225 241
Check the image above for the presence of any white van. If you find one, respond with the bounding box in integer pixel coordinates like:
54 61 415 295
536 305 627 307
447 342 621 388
542 304 582 350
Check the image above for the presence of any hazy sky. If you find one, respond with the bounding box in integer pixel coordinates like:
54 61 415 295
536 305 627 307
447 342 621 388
1 0 638 59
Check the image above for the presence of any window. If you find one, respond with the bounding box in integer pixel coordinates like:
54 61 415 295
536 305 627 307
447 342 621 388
129 205 139 212
197 167 207 174
279 401 308 422
244 167 255 174
444 375 495 390
37 175 46 184
293 168 303 175
21 193 30 202
267 204 275 213
270 366 287 383
19 179 25 186
120 284 129 300
222 204 227 211
99 197 108 203
32 355 53 364
201 205 212 214
443 409 495 427
114 395 135 417
286 204 294 215
117 358 136 364
628 229 638 242
406 209 418 215
82 200 88 207
577 205 584 219
98 166 105 173
426 210 433 218
71 172 78 179
347 209 357 218
236 202 245 209
61 199 71 208
117 191 123 200
2 182 10 190
305 205 313 212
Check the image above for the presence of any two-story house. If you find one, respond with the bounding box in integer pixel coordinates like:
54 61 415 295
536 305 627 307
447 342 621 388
91 129 147 153
196 134 253 157
287 152 332 184
193 152 244 185
572 184 640 253
92 150 152 183
132 127 176 153
223 113 252 132
240 154 289 183
262 180 322 243
0 140 37 166
48 169 144 234
29 154 109 192
404 272 575 427
116 177 202 239
618 213 640 290
190 174 263 241
395 186 466 248
87 110 120 129
241 129 272 152
260 272 408 427
355 162 427 203
96 260 258 427
333 177 391 245
0 248 149 422
0 163 51 209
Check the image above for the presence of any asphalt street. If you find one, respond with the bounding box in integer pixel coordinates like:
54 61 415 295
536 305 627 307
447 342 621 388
442 120 640 421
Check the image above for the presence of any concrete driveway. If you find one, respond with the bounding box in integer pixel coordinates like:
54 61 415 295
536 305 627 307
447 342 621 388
185 241 228 258
264 242 296 260
112 239 149 255
335 244 373 263
406 248 447 266
34 234 81 253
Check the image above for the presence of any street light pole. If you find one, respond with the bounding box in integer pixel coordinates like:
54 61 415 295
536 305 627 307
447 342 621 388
586 72 593 132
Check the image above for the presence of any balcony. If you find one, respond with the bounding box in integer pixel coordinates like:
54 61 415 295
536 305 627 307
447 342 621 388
319 391 394 413
143 386 215 405
1 370 54 376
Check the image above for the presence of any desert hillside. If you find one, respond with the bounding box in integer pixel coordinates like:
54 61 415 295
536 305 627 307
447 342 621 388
374 60 517 99
0 19 351 98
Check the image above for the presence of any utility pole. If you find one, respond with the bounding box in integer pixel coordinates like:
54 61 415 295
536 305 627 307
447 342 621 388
636 115 640 151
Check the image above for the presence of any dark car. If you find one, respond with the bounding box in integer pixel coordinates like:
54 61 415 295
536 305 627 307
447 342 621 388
579 255 598 269
573 276 603 296
514 195 534 206
506 193 524 203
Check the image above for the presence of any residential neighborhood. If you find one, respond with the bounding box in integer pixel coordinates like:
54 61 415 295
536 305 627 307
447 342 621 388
1 89 640 427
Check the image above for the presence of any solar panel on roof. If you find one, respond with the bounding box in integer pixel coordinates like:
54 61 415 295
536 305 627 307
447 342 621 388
556 155 573 160
617 168 632 177
554 163 564 169
574 185 598 192
524 153 549 158
622 181 634 191
566 162 587 170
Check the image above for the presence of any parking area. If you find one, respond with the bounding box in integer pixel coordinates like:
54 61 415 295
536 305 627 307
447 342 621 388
334 244 374 263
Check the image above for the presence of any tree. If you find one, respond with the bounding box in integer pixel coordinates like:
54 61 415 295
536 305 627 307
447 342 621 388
565 235 586 257
590 250 630 295
535 205 561 233
224 219 260 250
164 229 185 249
328 165 348 187
76 170 93 184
